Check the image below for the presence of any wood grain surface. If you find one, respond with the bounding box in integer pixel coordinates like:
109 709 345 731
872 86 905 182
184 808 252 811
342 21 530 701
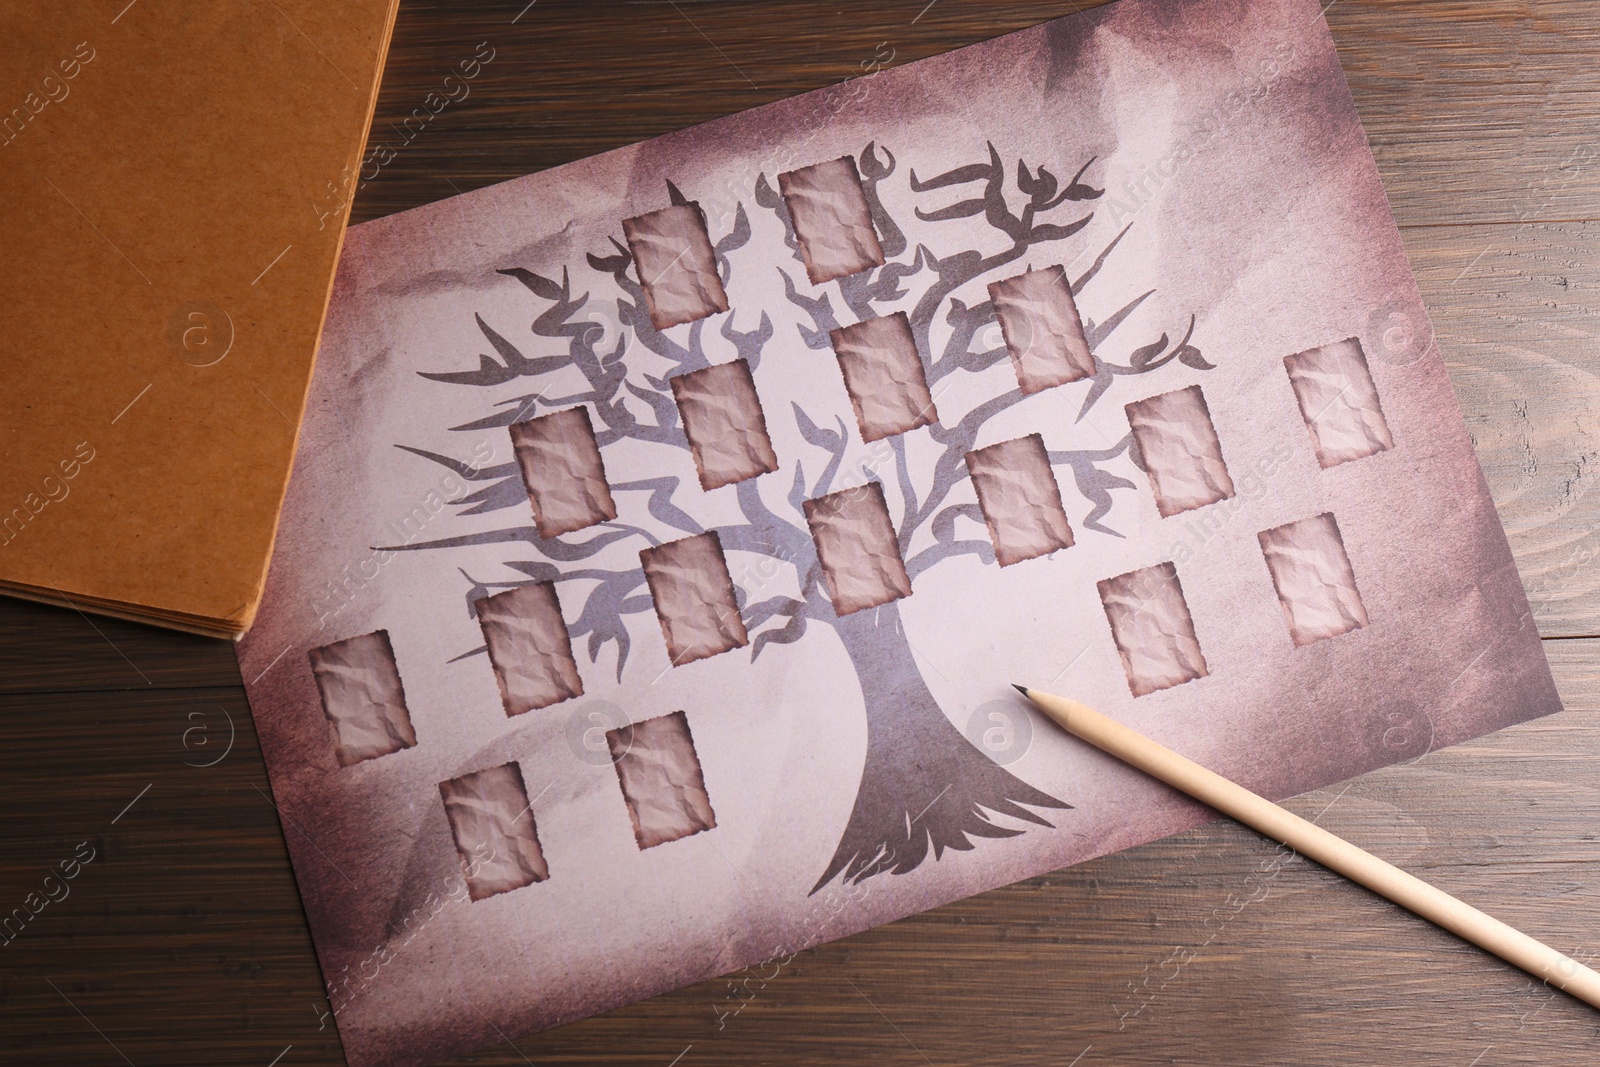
3 2 1598 1064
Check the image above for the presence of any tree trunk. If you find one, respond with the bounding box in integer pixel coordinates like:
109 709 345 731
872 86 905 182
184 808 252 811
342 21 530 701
811 601 1069 893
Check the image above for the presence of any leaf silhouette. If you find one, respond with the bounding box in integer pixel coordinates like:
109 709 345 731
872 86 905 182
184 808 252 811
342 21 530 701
793 404 842 451
1130 333 1170 370
1057 156 1105 203
753 171 783 209
497 267 564 300
714 203 751 255
751 609 807 661
586 237 631 275
1016 158 1058 203
1026 214 1094 243
448 476 528 516
612 477 703 535
449 393 543 431
504 560 563 582
394 444 512 481
417 315 568 385
1172 315 1214 369
914 197 988 223
1071 222 1131 295
909 159 996 191
788 459 807 516
858 141 895 181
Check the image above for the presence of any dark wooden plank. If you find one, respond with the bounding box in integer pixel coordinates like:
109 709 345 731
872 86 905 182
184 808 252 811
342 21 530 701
352 1 1600 231
1406 221 1600 637
351 0 1118 224
1332 0 1600 228
0 686 337 1066
0 596 240 695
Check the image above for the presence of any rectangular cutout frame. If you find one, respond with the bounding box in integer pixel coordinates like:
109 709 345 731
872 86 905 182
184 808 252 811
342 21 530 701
829 312 937 443
1258 512 1368 646
670 358 779 490
965 433 1075 566
1284 337 1394 468
640 531 748 666
1126 384 1235 517
1097 562 1209 696
777 156 885 284
804 482 912 616
988 266 1094 394
477 581 584 715
510 406 618 539
622 202 730 329
308 629 417 766
607 710 717 849
439 762 550 901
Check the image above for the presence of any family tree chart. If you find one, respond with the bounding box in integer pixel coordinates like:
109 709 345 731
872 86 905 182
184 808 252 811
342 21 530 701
237 4 1557 1063
368 139 1223 894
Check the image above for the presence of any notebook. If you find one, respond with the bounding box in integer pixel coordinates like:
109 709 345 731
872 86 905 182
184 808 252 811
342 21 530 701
0 0 400 637
236 0 1561 1062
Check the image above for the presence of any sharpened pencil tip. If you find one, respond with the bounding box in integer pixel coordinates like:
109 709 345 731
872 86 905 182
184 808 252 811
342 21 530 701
1012 683 1029 695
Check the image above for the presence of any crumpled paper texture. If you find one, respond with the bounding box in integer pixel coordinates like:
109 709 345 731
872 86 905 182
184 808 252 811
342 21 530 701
1284 337 1394 468
965 433 1075 566
606 710 717 849
1097 562 1209 697
988 265 1094 394
1126 384 1236 517
307 630 417 766
804 482 912 616
1258 512 1368 646
439 762 550 901
509 406 618 538
778 155 885 284
669 358 779 490
639 531 748 665
476 581 584 715
622 202 730 329
829 312 937 442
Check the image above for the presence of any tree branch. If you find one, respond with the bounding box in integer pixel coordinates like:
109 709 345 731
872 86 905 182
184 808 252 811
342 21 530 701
1048 437 1138 538
610 478 705 537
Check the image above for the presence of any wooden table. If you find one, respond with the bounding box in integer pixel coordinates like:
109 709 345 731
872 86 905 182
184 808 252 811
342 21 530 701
5 2 1598 1063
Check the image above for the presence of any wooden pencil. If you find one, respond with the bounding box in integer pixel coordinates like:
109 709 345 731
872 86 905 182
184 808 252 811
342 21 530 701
1015 684 1600 1010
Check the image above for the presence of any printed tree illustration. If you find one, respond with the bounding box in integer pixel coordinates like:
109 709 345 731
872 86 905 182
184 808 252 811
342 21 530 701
393 141 1212 892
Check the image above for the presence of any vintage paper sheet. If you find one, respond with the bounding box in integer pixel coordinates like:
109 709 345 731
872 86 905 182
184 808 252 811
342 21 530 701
236 0 1562 1062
